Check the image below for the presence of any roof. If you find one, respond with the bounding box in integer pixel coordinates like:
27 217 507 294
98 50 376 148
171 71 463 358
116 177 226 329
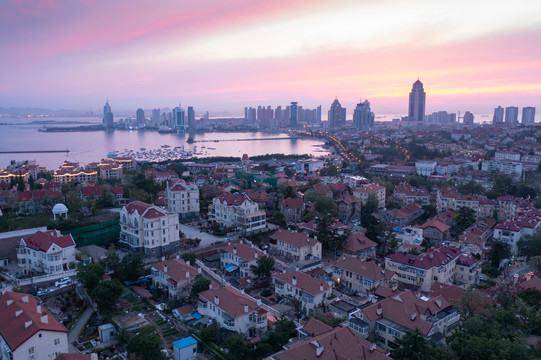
217 191 253 206
273 326 390 360
281 197 304 209
273 271 329 296
17 189 61 202
199 286 265 318
22 230 75 252
386 245 461 270
300 317 333 336
354 183 385 194
167 178 197 191
174 305 193 317
151 259 198 283
341 232 377 253
335 194 361 205
334 258 392 282
82 185 123 197
270 229 319 248
430 282 465 303
420 219 450 233
125 201 153 215
173 336 198 349
220 243 264 262
0 291 67 351
54 354 93 360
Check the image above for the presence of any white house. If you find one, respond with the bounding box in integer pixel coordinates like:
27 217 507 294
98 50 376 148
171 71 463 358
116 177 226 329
166 179 200 222
269 229 322 265
17 230 76 275
197 286 267 338
208 192 266 234
273 271 331 314
219 243 265 278
415 161 437 176
352 183 386 209
151 258 199 299
0 291 69 360
119 201 180 255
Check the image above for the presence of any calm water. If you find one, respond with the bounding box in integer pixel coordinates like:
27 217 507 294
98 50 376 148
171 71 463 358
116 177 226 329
0 118 329 169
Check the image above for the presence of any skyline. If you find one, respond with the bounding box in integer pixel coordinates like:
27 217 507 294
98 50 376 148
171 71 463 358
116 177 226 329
1 0 541 115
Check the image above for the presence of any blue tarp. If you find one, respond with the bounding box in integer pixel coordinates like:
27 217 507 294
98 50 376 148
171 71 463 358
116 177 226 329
191 312 202 320
173 336 197 349
224 263 239 272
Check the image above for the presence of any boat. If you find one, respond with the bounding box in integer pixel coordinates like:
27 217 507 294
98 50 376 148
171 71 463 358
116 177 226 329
161 144 171 148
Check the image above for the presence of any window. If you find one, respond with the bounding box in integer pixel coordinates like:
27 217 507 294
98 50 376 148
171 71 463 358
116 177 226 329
54 338 60 345
28 346 35 355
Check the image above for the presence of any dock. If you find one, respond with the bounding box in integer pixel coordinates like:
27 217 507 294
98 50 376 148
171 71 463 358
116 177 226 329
0 150 70 154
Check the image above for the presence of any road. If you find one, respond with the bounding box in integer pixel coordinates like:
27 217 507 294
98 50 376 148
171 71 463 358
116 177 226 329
178 223 226 247
67 306 94 353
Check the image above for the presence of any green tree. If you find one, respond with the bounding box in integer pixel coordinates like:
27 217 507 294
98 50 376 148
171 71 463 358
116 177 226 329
200 324 218 343
272 211 286 226
518 230 541 258
452 207 476 234
314 197 338 217
250 255 275 280
118 252 145 282
126 326 164 360
103 246 121 274
489 239 511 268
191 277 211 297
224 334 249 360
77 262 104 292
91 279 124 315
391 329 454 360
363 193 379 214
96 190 115 209
17 176 25 192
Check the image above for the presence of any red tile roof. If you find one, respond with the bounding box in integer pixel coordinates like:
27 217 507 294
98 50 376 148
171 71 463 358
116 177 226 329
199 286 265 318
334 258 393 282
125 201 153 214
420 219 450 233
0 291 67 352
341 232 377 253
281 197 304 209
22 230 75 252
217 191 253 206
151 259 198 283
386 245 461 270
220 243 264 262
270 229 319 248
274 271 329 296
299 317 332 336
17 189 61 202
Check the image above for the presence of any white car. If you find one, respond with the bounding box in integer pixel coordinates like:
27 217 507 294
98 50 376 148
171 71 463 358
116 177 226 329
55 277 72 287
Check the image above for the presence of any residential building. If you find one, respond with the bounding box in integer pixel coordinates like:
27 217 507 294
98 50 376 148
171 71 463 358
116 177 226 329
505 106 519 126
395 226 424 246
208 192 266 234
273 271 331 314
328 98 346 131
145 170 178 183
463 111 474 125
17 189 62 214
353 183 386 209
81 184 123 203
269 229 322 265
353 99 375 130
493 208 541 255
408 79 426 123
197 286 267 338
119 201 180 255
335 194 362 222
220 243 265 278
415 161 437 176
166 179 200 222
340 231 377 260
151 258 199 299
493 106 504 124
280 197 305 224
0 291 69 360
420 219 451 243
332 257 396 295
522 106 536 125
481 160 523 180
454 254 482 288
102 100 114 129
17 230 76 275
377 203 424 228
393 183 430 206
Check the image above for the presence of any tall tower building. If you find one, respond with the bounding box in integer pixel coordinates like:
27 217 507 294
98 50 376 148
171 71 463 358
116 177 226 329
316 105 322 123
187 106 195 129
173 105 186 130
522 106 536 125
102 100 114 129
505 106 519 126
328 99 346 131
408 79 426 123
290 102 298 129
463 111 474 125
136 108 145 126
151 108 161 127
493 106 504 124
352 99 374 131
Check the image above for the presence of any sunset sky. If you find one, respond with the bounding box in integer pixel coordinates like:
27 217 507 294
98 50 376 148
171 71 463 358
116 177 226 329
1 0 541 116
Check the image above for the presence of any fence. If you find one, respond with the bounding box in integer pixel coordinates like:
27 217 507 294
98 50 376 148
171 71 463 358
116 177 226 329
62 219 120 247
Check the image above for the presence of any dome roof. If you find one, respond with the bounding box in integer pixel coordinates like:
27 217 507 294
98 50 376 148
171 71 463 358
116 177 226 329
52 203 68 214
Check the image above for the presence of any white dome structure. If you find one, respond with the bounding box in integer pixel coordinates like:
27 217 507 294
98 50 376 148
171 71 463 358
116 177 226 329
52 203 68 220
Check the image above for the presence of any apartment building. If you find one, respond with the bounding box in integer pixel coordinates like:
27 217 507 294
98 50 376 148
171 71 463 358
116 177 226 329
208 192 266 234
166 179 200 222
269 229 322 265
273 271 331 314
17 230 76 275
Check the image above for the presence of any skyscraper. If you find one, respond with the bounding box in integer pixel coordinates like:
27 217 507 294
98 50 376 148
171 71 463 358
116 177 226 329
408 79 426 123
151 108 161 127
505 106 519 126
463 111 474 125
102 100 114 129
493 106 504 124
522 107 536 125
352 99 374 130
173 105 186 130
136 108 145 126
328 99 346 130
290 102 298 129
187 106 195 129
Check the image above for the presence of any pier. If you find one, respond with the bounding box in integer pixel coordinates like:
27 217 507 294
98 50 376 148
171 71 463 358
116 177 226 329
191 136 292 143
0 149 70 154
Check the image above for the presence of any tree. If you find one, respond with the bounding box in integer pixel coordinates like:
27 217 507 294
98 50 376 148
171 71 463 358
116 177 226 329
200 324 218 343
363 193 379 214
224 334 249 360
191 277 211 297
391 329 454 360
452 207 476 235
250 255 275 280
518 230 541 258
91 279 124 315
103 246 121 274
118 252 145 282
97 190 115 209
77 263 105 292
489 240 511 268
314 197 338 217
272 211 286 226
126 326 164 360
17 176 25 192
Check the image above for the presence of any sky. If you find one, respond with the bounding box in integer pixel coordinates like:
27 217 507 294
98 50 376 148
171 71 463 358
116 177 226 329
1 0 541 117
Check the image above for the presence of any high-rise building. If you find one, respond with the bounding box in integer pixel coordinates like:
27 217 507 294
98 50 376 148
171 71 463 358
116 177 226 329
352 99 374 131
328 99 346 130
505 106 519 126
173 105 186 130
102 100 114 129
151 108 161 127
136 108 145 126
316 105 322 123
408 79 426 122
463 111 474 125
493 106 504 124
187 106 195 129
290 102 298 128
522 106 536 125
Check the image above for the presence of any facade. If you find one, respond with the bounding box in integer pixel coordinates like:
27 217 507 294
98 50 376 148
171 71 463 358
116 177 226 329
0 291 69 360
102 100 114 129
328 98 346 131
352 99 375 130
273 271 331 314
219 243 265 278
493 106 504 124
335 195 362 222
408 79 426 123
332 257 395 295
151 258 199 299
463 111 474 125
505 106 519 126
119 201 180 255
187 106 195 129
340 231 377 260
197 286 267 338
493 208 541 255
290 102 298 128
522 106 536 124
17 230 76 275
353 183 386 209
166 179 200 221
269 229 322 265
136 108 145 126
173 105 187 130
415 161 437 176
208 192 266 234
280 197 305 224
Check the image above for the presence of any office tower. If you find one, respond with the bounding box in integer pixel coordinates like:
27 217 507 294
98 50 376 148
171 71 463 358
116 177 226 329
204 111 209 121
187 106 195 129
522 106 536 125
463 111 474 125
505 106 519 126
316 105 322 123
102 100 114 129
328 99 346 130
173 105 186 130
493 106 504 124
290 102 298 128
408 79 426 122
136 108 145 126
352 99 374 130
151 108 161 127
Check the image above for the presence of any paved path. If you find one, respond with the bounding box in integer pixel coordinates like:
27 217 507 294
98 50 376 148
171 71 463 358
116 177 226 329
178 223 226 247
68 306 94 353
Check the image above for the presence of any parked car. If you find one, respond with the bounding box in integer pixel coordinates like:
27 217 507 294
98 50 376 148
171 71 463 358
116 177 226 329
55 277 72 287
37 288 51 296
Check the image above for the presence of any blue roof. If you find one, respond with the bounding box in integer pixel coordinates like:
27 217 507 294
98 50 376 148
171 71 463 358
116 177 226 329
191 312 202 320
224 263 239 272
394 227 402 232
173 336 198 349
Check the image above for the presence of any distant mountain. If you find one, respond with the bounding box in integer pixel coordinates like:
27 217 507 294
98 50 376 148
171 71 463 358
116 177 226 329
0 107 93 117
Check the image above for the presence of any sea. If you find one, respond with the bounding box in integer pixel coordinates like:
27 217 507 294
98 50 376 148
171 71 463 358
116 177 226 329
0 117 330 170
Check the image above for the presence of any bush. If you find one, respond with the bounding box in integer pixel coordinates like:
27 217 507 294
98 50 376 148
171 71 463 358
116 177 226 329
261 289 272 297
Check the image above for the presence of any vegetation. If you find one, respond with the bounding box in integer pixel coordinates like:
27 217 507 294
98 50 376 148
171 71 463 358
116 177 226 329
77 263 105 292
191 277 211 297
250 255 275 280
126 326 164 360
91 279 124 316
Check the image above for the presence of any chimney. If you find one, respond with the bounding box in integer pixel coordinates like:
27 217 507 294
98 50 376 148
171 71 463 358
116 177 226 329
161 256 166 261
186 271 190 279
6 299 14 307
314 235 317 240
410 313 417 321
257 299 262 306
320 283 324 292
36 305 41 314
316 345 324 357
91 354 98 360
240 239 244 244
369 343 377 352
233 247 237 255
292 276 297 286
254 251 258 259
40 314 48 324
198 268 202 274
15 310 23 317
214 296 219 305
21 295 29 303
176 254 180 260
244 304 249 313
376 304 382 315
163 265 168 273
24 320 33 329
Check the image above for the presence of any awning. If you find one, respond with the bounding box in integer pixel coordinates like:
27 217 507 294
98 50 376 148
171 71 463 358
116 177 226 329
224 263 239 272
